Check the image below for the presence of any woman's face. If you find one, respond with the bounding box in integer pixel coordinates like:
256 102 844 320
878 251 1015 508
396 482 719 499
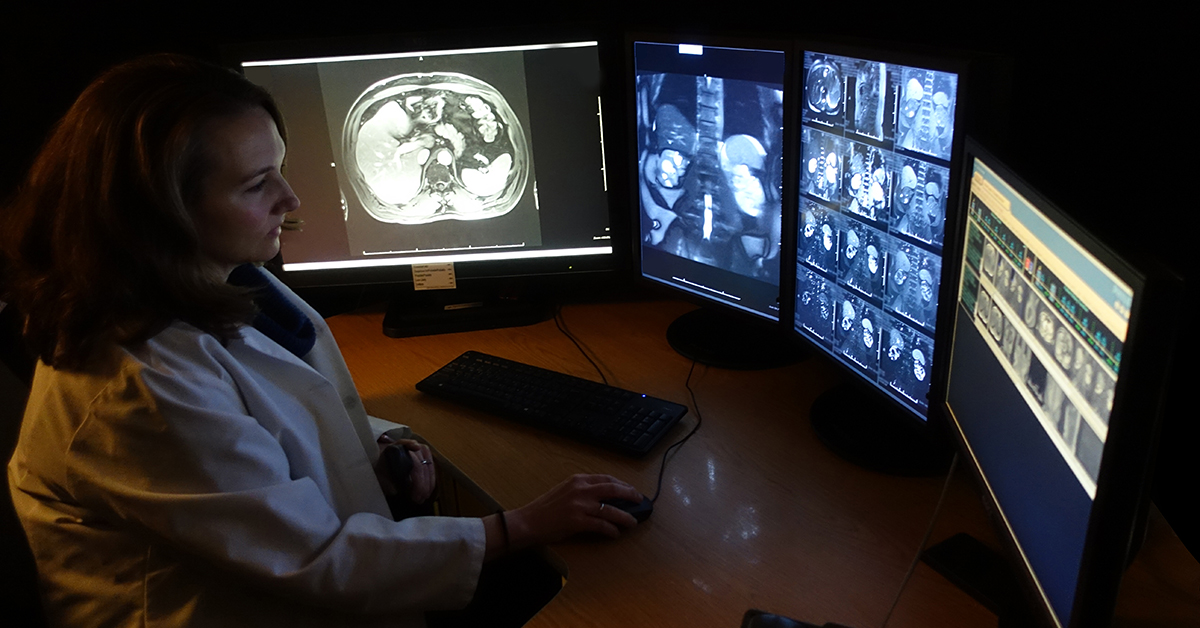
193 107 298 278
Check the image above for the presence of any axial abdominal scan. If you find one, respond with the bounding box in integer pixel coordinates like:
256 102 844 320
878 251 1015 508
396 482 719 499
344 72 529 225
636 72 785 283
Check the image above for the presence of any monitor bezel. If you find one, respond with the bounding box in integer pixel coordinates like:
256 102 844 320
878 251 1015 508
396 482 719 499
625 30 795 329
783 37 971 428
940 137 1182 628
222 24 632 293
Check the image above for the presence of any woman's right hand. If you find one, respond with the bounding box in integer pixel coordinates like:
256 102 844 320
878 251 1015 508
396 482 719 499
489 474 644 557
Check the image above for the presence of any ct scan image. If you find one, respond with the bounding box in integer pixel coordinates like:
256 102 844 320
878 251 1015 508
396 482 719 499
636 71 784 282
317 51 541 258
891 156 948 247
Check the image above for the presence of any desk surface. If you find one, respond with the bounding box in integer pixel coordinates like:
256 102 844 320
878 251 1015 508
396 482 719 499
327 299 1200 628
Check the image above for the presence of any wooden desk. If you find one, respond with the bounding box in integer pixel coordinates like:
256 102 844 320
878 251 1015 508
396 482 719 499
327 299 1200 628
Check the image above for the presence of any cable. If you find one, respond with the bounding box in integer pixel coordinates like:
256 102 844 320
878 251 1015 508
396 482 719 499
879 452 960 628
652 360 705 504
553 305 608 385
551 306 701 504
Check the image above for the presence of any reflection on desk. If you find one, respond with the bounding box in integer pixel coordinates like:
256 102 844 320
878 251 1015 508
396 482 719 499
327 299 1200 628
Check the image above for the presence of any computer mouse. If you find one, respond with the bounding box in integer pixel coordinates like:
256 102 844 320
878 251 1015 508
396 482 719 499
602 496 653 522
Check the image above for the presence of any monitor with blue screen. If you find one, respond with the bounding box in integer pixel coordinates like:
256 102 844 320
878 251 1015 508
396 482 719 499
943 140 1180 627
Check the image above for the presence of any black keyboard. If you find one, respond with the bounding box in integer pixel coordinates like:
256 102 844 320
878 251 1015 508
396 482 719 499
416 351 688 457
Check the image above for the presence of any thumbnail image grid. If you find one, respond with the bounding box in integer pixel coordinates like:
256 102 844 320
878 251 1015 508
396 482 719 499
794 50 958 414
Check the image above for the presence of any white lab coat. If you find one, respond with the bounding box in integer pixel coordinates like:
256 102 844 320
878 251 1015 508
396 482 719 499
7 272 485 628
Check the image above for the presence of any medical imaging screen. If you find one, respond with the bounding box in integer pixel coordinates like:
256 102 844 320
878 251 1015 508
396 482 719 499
793 50 959 418
946 155 1134 625
634 41 786 321
242 42 612 272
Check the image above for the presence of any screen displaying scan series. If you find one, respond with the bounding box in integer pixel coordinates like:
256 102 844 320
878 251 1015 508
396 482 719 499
242 41 612 273
793 50 959 418
946 154 1135 626
634 41 786 321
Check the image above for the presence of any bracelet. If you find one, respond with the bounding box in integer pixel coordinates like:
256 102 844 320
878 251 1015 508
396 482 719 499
496 510 510 553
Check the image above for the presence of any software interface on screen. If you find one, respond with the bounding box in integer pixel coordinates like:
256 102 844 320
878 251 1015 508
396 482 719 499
241 42 612 274
633 42 786 321
947 155 1134 626
793 50 958 418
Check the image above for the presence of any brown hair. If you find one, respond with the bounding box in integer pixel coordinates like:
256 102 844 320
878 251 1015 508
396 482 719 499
0 54 286 370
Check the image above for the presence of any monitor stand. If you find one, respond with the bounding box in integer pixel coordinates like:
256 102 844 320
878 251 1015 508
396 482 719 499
920 533 1038 628
666 308 803 370
382 290 554 338
809 382 952 476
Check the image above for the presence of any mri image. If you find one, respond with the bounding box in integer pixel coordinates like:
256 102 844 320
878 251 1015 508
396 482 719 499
880 318 933 408
636 71 785 282
796 269 836 343
800 127 843 203
805 55 843 120
344 72 529 225
799 201 839 273
842 140 891 222
838 215 885 299
892 157 948 246
849 60 886 140
887 242 940 329
895 67 957 161
836 293 881 373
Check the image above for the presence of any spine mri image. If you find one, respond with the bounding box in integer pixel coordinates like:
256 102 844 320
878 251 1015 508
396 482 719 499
636 71 785 283
343 72 529 225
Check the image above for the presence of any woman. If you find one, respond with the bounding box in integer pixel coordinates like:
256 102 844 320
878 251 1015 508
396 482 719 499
2 54 642 627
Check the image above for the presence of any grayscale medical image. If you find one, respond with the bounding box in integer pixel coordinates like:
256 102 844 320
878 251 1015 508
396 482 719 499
880 318 933 408
887 241 939 330
795 268 837 344
344 72 529 225
637 72 784 282
799 126 843 204
895 67 956 161
848 60 886 141
804 54 843 119
892 157 948 247
836 293 881 373
838 215 886 299
799 201 839 274
842 140 891 222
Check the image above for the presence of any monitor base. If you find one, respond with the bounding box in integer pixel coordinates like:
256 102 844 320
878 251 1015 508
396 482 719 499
809 382 951 477
383 292 554 338
666 308 803 370
921 533 1039 628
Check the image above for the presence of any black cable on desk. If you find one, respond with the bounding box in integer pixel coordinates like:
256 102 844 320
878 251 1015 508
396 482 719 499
551 307 701 504
648 359 703 504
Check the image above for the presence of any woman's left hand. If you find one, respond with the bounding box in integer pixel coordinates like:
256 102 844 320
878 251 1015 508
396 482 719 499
375 435 436 504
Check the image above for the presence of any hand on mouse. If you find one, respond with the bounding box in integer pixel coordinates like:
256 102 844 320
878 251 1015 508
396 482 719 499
375 435 436 504
488 474 643 558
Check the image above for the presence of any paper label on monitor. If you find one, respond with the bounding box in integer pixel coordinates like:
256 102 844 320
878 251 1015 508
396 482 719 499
412 263 456 291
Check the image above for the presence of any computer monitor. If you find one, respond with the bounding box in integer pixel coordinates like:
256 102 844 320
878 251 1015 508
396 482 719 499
234 31 620 335
630 36 792 368
789 43 964 473
941 140 1180 627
